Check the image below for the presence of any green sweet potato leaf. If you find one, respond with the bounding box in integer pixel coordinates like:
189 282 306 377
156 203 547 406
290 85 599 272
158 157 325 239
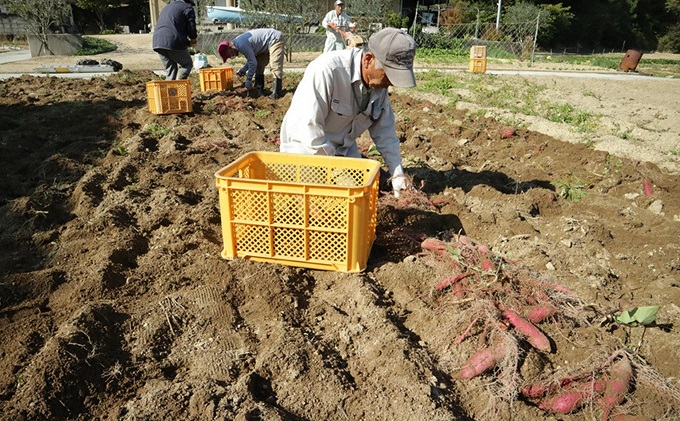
615 306 660 326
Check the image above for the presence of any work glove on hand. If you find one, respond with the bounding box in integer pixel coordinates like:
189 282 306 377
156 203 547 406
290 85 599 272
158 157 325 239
391 165 411 199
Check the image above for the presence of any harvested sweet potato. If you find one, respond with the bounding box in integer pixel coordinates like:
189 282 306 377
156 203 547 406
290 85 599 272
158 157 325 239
538 390 585 414
501 309 551 352
602 356 633 421
538 378 606 414
642 178 654 196
458 344 503 379
523 304 557 324
501 127 516 138
435 273 470 291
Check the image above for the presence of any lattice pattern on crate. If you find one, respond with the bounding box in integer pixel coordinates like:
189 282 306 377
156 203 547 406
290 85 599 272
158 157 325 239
215 152 381 271
265 163 297 182
146 80 192 114
272 193 304 226
365 179 379 252
235 224 269 255
237 167 250 179
199 67 234 92
330 167 364 186
300 165 331 185
261 162 369 186
230 190 268 222
158 84 189 111
309 231 346 262
308 195 348 229
273 228 305 258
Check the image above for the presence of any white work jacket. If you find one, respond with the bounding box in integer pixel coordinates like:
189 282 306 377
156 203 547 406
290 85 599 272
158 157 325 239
279 48 402 177
321 10 353 52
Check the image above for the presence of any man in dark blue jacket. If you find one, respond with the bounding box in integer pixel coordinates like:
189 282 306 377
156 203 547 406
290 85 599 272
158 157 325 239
152 0 198 80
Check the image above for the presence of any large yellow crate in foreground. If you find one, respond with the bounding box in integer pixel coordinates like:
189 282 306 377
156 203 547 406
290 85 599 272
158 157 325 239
199 67 234 92
215 152 380 272
146 80 192 114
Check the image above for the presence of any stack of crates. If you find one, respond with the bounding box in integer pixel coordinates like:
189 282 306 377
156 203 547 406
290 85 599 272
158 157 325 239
214 152 381 272
469 45 488 73
199 67 234 92
146 80 193 115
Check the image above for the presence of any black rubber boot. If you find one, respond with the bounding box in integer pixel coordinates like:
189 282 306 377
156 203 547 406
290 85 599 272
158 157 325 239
254 74 265 90
269 78 282 99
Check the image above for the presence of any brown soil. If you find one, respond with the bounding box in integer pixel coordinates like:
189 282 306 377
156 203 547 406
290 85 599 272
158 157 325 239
1 34 679 420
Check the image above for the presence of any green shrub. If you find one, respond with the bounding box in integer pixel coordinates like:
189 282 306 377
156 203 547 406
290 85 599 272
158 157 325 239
415 32 469 52
382 12 409 30
74 36 118 56
657 24 680 53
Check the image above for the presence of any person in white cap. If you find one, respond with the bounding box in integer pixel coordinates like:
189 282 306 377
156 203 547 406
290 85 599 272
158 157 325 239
321 0 355 52
279 28 417 198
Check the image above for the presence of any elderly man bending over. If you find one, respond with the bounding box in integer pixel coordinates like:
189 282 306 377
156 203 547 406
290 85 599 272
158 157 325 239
279 28 417 198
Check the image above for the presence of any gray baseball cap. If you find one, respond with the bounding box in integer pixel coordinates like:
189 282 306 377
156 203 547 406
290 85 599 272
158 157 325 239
368 28 417 88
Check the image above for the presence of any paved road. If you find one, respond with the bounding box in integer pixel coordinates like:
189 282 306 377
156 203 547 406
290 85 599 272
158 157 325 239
0 48 676 82
0 49 31 65
487 69 668 81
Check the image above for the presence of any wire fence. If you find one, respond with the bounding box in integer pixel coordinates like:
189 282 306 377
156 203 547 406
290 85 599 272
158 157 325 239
2 13 541 63
198 30 326 60
538 46 630 57
197 19 540 62
414 20 540 60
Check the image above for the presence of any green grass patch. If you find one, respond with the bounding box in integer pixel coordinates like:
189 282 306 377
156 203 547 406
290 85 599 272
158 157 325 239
413 71 599 133
416 70 466 93
75 36 118 56
553 177 589 202
416 48 469 65
144 123 170 138
544 103 593 126
535 54 680 78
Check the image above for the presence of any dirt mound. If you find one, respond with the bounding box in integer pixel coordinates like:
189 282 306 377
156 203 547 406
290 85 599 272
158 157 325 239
1 70 679 420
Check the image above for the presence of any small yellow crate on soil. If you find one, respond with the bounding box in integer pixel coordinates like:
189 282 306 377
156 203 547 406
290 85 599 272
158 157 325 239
215 152 381 272
470 45 488 59
146 80 192 114
199 67 234 92
469 58 487 73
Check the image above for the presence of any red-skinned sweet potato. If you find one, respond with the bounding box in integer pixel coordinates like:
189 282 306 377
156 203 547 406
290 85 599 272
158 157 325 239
501 309 551 352
539 390 585 414
458 344 504 379
601 356 632 421
642 178 654 197
435 273 470 291
524 304 557 324
538 378 607 414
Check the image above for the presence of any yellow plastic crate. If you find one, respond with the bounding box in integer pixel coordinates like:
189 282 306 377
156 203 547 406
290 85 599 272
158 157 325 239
199 67 234 92
469 58 487 73
470 45 487 59
215 152 381 272
146 80 193 114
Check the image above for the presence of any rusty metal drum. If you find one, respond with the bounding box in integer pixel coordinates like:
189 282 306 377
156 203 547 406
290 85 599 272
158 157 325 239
619 49 643 72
